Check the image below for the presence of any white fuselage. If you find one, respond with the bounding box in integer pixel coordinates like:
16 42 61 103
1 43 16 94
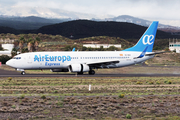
6 51 154 70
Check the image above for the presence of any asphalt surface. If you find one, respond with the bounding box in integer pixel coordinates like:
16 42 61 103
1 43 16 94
1 68 180 77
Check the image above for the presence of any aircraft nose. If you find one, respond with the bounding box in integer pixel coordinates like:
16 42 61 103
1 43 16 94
6 60 12 67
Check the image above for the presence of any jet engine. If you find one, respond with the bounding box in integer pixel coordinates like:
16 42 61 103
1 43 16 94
69 64 89 72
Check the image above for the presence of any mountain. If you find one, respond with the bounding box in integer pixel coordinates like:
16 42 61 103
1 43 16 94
0 26 20 34
104 15 151 26
0 5 179 30
0 5 179 31
37 20 174 40
104 15 180 30
0 20 177 50
0 16 70 30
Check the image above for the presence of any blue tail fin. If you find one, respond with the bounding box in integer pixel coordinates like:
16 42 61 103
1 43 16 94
123 21 158 52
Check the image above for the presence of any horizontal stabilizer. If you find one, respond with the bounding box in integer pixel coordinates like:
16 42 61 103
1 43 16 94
134 46 148 59
145 51 165 56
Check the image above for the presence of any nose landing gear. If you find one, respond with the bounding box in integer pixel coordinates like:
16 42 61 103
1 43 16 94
21 71 25 75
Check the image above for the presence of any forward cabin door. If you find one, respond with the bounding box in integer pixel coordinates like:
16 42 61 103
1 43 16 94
27 55 32 64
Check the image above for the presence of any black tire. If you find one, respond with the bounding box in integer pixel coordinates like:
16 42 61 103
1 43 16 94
77 72 83 75
21 71 25 75
89 70 95 75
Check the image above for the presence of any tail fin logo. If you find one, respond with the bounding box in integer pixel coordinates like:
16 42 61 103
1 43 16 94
142 35 154 45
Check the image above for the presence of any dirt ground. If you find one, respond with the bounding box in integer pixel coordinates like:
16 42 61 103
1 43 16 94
0 77 180 119
1 95 180 120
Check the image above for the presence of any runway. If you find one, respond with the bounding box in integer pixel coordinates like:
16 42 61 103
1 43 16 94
1 68 180 77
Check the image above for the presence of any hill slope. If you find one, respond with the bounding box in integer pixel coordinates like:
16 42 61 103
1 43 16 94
0 16 69 30
37 20 174 39
0 26 20 34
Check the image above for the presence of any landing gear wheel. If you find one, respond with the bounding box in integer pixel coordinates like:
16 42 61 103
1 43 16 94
21 71 25 75
77 72 83 75
89 70 95 75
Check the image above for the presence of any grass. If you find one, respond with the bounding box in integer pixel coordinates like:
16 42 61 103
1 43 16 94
0 77 180 97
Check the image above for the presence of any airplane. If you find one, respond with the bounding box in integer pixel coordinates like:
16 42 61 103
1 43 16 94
6 21 160 75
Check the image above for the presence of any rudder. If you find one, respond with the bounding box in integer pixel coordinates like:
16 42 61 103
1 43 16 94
123 21 159 52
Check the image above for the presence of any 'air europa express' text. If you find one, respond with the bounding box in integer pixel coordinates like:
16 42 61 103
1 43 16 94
34 55 71 63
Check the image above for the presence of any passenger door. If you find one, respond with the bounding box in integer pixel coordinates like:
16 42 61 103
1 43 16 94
27 55 32 64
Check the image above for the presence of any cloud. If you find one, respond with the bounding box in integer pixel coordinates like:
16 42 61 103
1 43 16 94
4 0 180 19
0 0 17 6
1 0 180 26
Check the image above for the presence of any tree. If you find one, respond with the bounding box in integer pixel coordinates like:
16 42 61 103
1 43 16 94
99 46 104 51
63 45 72 51
19 36 25 53
35 37 40 42
27 38 35 52
82 46 87 51
107 46 118 51
0 55 11 64
34 37 40 51
87 47 93 51
11 48 17 57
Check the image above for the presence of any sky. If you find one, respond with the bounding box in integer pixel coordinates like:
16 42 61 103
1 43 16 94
1 0 180 26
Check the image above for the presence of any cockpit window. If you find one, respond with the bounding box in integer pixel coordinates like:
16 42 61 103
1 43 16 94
13 57 21 60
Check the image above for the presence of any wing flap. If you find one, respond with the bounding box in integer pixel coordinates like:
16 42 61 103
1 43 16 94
86 60 119 67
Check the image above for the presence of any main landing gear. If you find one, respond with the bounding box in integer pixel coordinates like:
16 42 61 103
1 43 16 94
89 70 95 75
77 72 83 75
21 71 25 75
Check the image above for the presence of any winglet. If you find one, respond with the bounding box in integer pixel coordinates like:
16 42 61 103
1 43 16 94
72 48 75 52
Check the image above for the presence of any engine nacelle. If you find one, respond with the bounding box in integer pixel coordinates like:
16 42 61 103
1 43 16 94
69 64 89 72
50 69 69 72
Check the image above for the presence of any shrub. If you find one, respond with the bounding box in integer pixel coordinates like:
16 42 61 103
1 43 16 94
167 81 172 84
164 80 168 84
20 94 25 99
8 77 12 81
118 94 125 98
156 81 160 84
11 105 16 109
164 80 172 84
54 90 58 93
0 55 11 64
136 81 142 84
126 114 132 119
41 95 46 99
149 81 154 84
56 101 63 107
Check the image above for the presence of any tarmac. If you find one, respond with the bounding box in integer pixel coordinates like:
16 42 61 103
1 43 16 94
1 68 180 77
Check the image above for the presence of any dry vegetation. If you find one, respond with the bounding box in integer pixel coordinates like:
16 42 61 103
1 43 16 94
0 77 180 119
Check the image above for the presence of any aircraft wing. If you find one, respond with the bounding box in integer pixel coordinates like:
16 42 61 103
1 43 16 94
86 60 119 68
